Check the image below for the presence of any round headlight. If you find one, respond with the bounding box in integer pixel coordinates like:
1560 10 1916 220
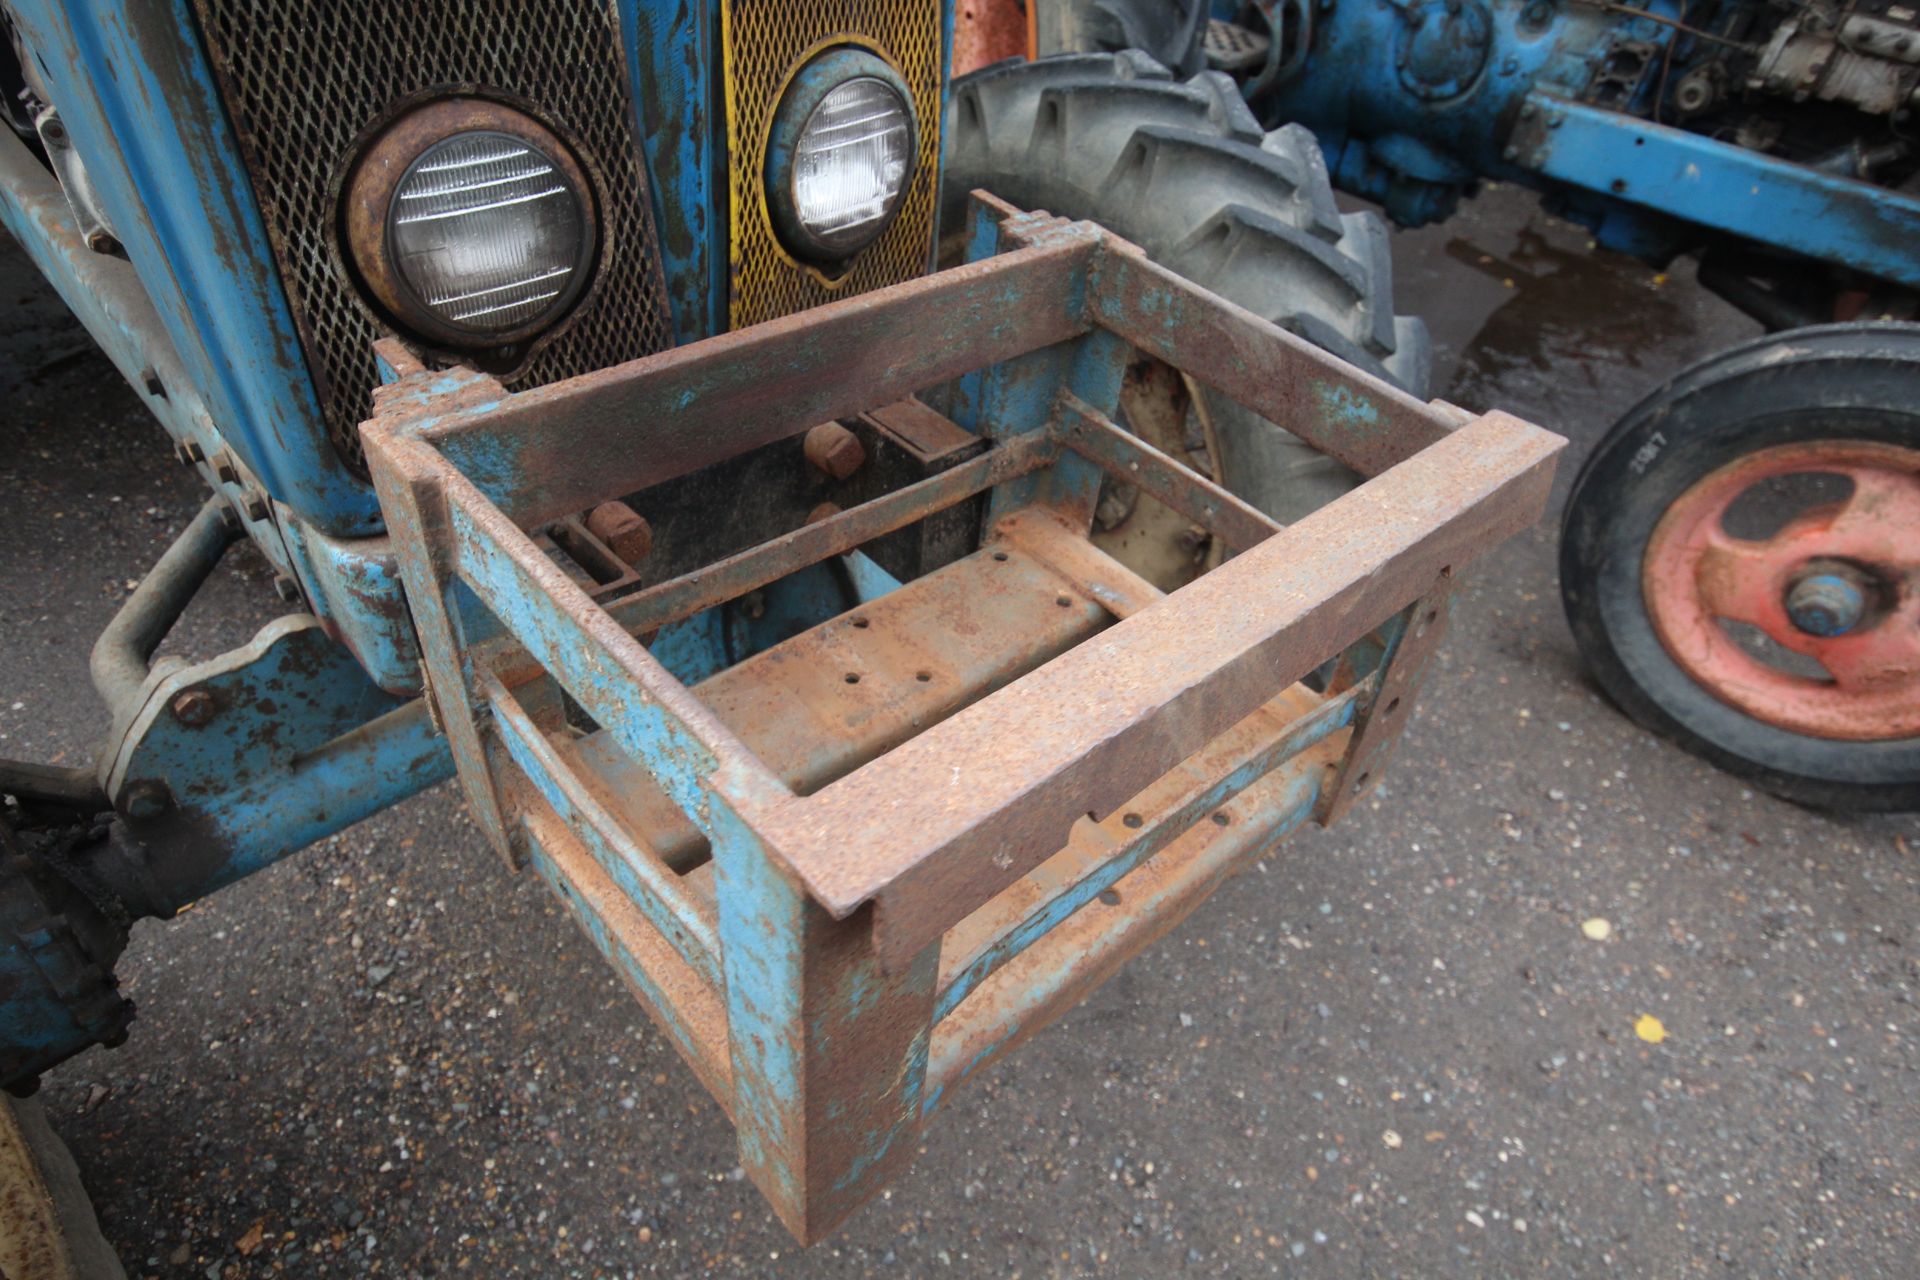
345 100 597 349
766 49 916 265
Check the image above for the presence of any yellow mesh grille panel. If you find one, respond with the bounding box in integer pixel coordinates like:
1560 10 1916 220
723 1 943 328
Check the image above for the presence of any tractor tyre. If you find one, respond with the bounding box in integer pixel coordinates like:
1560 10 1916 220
1561 323 1920 811
941 51 1431 524
1031 0 1211 76
1 1094 127 1279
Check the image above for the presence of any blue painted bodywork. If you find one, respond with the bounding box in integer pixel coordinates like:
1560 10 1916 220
1510 94 1920 291
5 0 377 535
1236 0 1920 289
622 0 724 343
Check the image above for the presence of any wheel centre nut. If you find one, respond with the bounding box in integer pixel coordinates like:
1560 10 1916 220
1784 569 1869 637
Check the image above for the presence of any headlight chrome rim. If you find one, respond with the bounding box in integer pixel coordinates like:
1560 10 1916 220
344 98 599 350
765 47 918 269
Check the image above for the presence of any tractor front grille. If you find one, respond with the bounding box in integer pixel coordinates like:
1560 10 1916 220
722 0 943 328
191 0 675 475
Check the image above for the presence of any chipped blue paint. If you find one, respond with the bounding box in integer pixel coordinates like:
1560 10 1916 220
6 0 380 535
923 765 1329 1118
524 833 720 1087
649 609 732 685
931 689 1359 1025
106 617 452 905
829 1023 930 1193
620 0 722 342
445 497 721 822
710 793 806 1213
278 521 421 696
1317 381 1383 433
1514 95 1920 291
492 695 724 990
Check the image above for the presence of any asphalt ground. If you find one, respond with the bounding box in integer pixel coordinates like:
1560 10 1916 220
2 184 1916 1278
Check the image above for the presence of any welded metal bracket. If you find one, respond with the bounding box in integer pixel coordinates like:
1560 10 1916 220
361 195 1563 1242
86 499 451 914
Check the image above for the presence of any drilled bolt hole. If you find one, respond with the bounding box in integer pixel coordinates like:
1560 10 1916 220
992 551 1009 562
1122 812 1143 829
1210 812 1231 827
844 673 861 684
851 617 869 629
1353 771 1371 793
1098 888 1122 906
1384 697 1401 715
916 671 932 683
1056 595 1072 607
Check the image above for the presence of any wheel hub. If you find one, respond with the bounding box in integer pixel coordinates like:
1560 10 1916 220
1641 439 1920 741
1784 567 1871 638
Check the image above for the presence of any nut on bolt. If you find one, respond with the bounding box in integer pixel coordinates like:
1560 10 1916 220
121 779 171 820
273 574 302 603
585 500 653 563
804 422 866 480
170 689 216 727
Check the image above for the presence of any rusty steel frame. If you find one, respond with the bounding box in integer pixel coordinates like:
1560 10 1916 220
360 195 1563 1243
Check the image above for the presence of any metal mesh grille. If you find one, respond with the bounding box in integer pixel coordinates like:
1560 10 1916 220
191 0 675 474
723 1 943 328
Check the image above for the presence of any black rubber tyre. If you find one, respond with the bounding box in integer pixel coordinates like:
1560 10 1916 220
1561 322 1920 812
941 51 1431 523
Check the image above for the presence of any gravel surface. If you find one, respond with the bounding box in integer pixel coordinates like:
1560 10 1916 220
3 185 1916 1278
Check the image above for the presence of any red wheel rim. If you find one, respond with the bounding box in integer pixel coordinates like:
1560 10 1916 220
1641 439 1920 741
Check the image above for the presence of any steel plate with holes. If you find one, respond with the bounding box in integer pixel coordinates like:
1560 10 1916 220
359 195 1563 1244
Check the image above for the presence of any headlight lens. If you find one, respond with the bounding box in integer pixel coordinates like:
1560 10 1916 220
791 79 911 255
767 50 917 265
390 132 587 336
344 100 597 349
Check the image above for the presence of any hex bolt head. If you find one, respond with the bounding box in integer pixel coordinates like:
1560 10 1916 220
584 500 654 564
244 492 270 523
173 439 205 467
273 574 302 603
141 367 167 399
213 452 240 485
803 422 867 480
170 689 216 727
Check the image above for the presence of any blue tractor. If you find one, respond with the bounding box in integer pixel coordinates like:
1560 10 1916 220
1018 0 1920 809
0 0 1566 1249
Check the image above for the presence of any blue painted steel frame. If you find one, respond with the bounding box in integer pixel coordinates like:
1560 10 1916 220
1511 93 1920 291
1247 0 1920 287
